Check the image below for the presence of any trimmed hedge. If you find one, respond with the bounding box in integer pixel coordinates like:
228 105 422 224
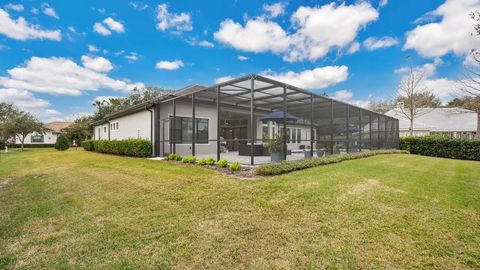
54 134 69 151
82 139 152 157
400 136 480 161
256 150 408 176
7 143 54 148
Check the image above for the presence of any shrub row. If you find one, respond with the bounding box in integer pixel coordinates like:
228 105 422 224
83 139 151 157
166 153 240 171
256 150 408 176
400 136 480 161
6 143 54 148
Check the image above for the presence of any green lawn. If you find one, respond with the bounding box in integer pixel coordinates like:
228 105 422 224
1 149 479 269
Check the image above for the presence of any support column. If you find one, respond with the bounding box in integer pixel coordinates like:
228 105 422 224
330 100 334 155
377 115 381 149
359 109 362 152
346 105 350 153
172 100 176 154
250 77 255 166
310 94 314 157
192 94 196 156
369 112 372 150
216 86 220 161
283 86 287 160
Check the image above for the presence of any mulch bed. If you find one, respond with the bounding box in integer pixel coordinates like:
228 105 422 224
162 160 257 178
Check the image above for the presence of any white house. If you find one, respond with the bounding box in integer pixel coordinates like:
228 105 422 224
385 108 478 138
16 121 72 145
93 74 399 165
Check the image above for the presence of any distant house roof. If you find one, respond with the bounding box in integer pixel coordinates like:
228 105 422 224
385 108 478 132
44 121 72 133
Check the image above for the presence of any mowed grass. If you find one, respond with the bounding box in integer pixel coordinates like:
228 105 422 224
0 149 479 269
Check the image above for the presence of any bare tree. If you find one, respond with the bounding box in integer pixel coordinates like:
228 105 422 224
396 56 431 136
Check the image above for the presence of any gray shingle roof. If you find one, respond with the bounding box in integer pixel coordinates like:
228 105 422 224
385 108 478 132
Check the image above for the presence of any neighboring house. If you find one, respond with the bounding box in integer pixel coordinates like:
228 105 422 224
16 121 72 145
385 108 478 138
93 74 399 165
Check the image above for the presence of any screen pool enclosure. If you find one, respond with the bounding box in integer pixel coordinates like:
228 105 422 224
156 74 399 165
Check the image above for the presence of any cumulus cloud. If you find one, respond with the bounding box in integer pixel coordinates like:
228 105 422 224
0 56 143 96
81 55 113 73
155 60 184 70
103 17 124 33
4 3 24 12
189 39 214 48
156 4 192 33
88 44 99 52
214 2 378 62
404 0 480 58
0 88 61 120
93 22 111 36
379 0 388 8
363 36 399 50
214 18 290 53
261 66 349 89
41 3 59 19
0 8 61 41
93 17 124 35
262 2 287 18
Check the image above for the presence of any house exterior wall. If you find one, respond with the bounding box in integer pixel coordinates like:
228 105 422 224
15 131 58 145
93 110 153 142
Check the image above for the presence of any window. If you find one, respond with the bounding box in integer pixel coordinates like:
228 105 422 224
116 122 119 130
104 126 107 133
170 116 209 144
110 122 119 131
31 134 44 143
262 126 269 139
297 129 301 143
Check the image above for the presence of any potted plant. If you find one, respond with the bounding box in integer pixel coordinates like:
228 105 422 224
265 133 284 162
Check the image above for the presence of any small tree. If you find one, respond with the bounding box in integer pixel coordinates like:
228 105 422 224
396 56 432 136
0 102 20 141
63 115 93 144
54 134 70 151
3 112 44 151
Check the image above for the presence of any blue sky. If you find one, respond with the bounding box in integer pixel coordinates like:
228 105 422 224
0 0 479 121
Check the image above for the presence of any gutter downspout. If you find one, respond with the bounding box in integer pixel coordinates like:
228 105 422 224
107 119 111 140
146 105 154 157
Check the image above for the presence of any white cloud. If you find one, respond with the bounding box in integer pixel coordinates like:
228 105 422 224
88 44 99 52
215 76 235 84
0 88 61 120
155 60 184 70
93 22 111 36
214 18 290 53
237 55 248 61
155 4 192 32
348 41 360 54
0 8 61 41
286 2 378 62
363 36 399 50
102 17 124 33
262 2 287 18
331 89 370 108
0 56 143 96
81 55 113 73
129 1 148 11
4 3 24 12
93 17 124 36
41 3 59 19
404 0 480 58
379 0 388 8
197 40 214 47
114 50 125 56
124 52 139 62
214 2 378 62
261 66 349 89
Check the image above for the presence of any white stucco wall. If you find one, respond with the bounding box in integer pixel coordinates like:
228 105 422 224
15 131 58 145
93 110 153 141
